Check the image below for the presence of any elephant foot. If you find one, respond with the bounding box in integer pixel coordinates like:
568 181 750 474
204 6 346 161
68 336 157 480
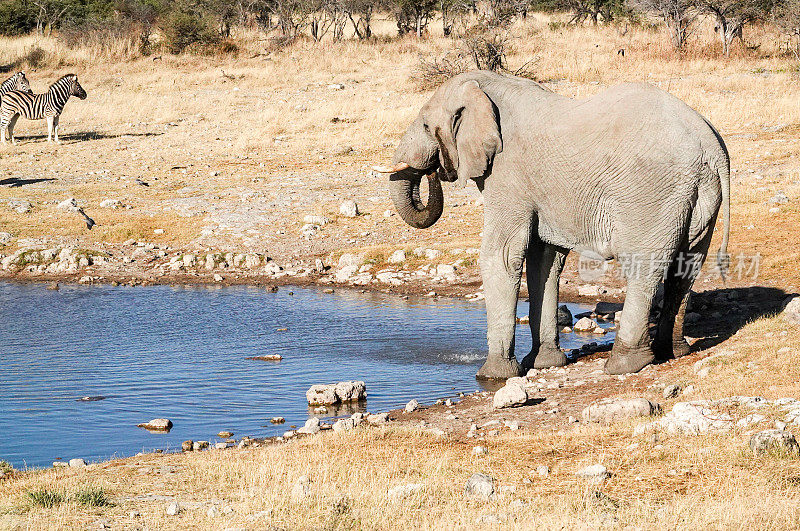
521 344 567 371
604 343 655 375
653 336 692 361
476 355 523 380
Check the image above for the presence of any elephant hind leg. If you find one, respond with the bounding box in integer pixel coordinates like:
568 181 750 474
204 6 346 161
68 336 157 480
654 228 714 360
520 239 568 371
605 268 662 375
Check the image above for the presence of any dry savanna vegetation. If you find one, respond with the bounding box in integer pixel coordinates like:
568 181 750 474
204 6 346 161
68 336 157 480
1 4 800 529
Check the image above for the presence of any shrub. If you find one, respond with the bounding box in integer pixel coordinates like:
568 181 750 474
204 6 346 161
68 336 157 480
73 486 111 507
27 489 65 508
14 47 49 69
0 0 38 36
161 10 219 54
0 460 12 474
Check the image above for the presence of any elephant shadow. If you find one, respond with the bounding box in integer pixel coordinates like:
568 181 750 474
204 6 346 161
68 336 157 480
683 286 793 352
574 286 792 362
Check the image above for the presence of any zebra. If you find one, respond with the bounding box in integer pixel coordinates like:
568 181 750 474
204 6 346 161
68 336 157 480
0 71 31 101
0 74 87 145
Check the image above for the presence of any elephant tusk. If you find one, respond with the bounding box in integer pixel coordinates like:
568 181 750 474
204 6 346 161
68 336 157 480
372 162 410 173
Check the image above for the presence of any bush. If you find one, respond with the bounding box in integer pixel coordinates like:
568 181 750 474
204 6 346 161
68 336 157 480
73 486 111 507
160 10 219 54
27 489 65 508
0 0 38 36
14 47 49 69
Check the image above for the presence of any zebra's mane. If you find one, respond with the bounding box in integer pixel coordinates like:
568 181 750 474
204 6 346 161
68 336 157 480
49 74 76 90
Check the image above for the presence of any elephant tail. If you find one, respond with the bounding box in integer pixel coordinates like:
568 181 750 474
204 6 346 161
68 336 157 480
713 151 731 281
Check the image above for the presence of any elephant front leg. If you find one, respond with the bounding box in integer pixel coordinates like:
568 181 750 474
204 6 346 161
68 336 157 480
521 240 568 370
475 214 531 380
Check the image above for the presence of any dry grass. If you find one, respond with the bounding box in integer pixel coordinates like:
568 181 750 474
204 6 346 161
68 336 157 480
3 310 800 529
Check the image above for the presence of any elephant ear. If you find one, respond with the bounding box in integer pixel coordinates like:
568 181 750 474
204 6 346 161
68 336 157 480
453 80 502 186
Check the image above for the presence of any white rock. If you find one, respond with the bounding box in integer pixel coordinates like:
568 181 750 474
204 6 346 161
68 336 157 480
750 429 799 456
136 418 173 431
783 296 800 325
99 199 121 209
573 317 600 332
464 473 494 499
57 198 78 210
339 200 359 217
405 399 419 413
388 249 406 264
576 464 608 479
582 398 661 424
166 501 180 516
332 418 355 432
536 465 550 477
493 380 529 409
306 381 366 405
291 476 311 500
68 458 87 468
303 215 329 225
473 446 488 455
297 417 321 435
387 483 423 501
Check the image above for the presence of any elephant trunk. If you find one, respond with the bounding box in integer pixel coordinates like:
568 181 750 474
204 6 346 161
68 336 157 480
388 171 443 229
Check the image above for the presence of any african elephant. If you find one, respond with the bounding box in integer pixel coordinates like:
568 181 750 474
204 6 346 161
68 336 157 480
374 71 730 379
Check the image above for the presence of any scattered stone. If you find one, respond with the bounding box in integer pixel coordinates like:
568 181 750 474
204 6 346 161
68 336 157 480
136 418 173 432
464 473 494 499
663 384 681 399
493 379 529 409
557 305 573 327
339 200 359 217
166 501 180 516
218 431 234 438
387 483 423 501
635 401 733 435
332 418 356 432
306 381 366 405
245 354 282 361
782 296 800 325
214 442 231 450
0 232 12 245
303 215 329 225
193 441 209 451
297 417 321 435
582 398 661 424
405 399 419 413
536 465 550 477
57 198 78 210
291 476 311 501
99 199 121 209
576 464 608 480
750 430 800 457
388 250 406 264
769 192 790 205
367 412 389 424
69 458 87 468
573 317 601 332
181 440 193 452
473 446 488 455
270 417 285 424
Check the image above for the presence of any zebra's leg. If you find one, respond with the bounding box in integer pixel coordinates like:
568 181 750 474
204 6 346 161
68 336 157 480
7 115 18 145
53 115 60 144
47 116 54 143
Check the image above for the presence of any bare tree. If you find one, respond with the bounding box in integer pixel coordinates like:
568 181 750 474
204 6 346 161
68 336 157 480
774 0 800 58
341 0 375 38
697 0 773 55
631 0 698 48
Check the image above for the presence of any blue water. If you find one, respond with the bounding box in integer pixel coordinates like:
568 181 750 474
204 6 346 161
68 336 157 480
0 282 612 469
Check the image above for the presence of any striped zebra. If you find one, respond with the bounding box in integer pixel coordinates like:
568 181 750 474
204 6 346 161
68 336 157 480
0 74 87 145
0 71 31 101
